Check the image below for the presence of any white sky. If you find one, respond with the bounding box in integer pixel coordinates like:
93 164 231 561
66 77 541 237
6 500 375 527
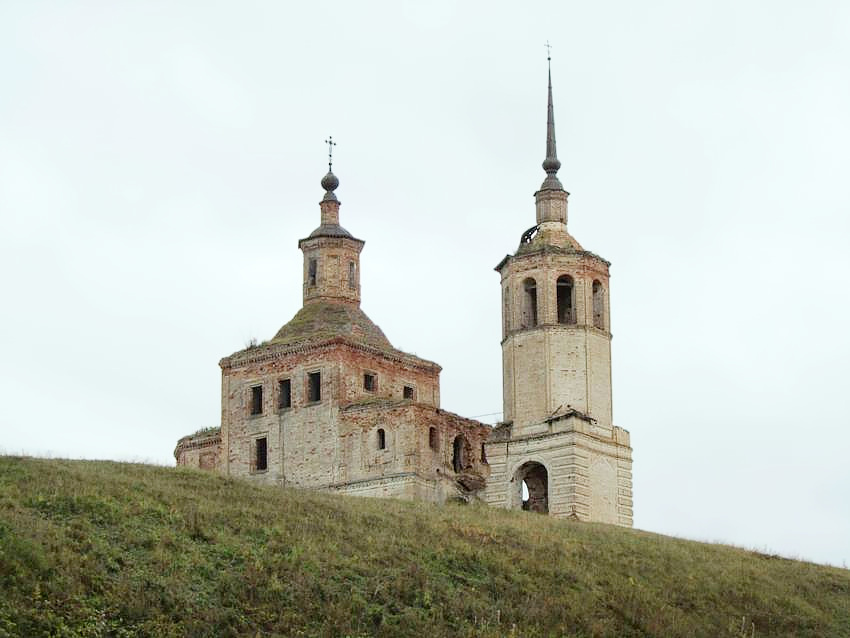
2 1 849 568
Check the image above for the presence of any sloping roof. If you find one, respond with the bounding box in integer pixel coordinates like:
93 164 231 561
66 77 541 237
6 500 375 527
270 301 392 350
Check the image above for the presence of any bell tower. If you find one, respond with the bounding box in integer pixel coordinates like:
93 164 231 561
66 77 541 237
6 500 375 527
483 54 633 526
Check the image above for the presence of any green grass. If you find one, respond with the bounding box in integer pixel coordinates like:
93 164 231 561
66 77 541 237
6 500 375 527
1 457 848 637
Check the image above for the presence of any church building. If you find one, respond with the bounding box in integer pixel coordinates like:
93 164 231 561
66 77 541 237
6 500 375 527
175 61 633 526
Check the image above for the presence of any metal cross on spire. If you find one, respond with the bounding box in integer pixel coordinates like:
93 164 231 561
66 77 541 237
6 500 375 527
324 136 336 171
545 40 552 62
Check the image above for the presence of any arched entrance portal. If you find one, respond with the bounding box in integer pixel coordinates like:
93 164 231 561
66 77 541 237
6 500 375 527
515 461 548 513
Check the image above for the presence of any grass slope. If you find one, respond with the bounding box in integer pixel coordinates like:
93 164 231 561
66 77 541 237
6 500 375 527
1 457 848 637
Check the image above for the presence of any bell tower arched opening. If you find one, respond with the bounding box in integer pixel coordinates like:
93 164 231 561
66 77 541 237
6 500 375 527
521 278 538 328
515 461 548 513
556 275 575 324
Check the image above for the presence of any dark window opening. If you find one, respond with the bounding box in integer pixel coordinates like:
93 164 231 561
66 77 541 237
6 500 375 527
308 258 317 287
557 275 575 324
278 379 291 409
481 443 487 463
403 385 415 400
452 435 469 473
429 427 438 450
592 280 604 329
255 437 268 472
348 261 357 289
377 428 386 450
522 278 538 328
363 373 376 392
308 371 321 402
250 385 263 415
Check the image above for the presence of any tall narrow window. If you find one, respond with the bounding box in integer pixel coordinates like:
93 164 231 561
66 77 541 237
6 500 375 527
278 379 291 409
250 385 263 415
429 427 438 450
363 373 376 392
307 258 317 287
592 280 604 329
255 437 268 471
348 261 357 289
377 428 386 450
307 371 321 402
481 443 487 464
522 278 538 328
403 385 415 400
557 275 575 324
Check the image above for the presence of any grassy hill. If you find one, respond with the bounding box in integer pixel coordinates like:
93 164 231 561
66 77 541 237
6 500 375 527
1 457 848 637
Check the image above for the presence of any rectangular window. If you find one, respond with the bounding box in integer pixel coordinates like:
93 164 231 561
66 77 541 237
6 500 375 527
348 261 357 289
308 371 321 402
308 258 317 286
403 385 415 400
278 379 291 409
250 385 263 415
364 373 376 392
255 437 268 471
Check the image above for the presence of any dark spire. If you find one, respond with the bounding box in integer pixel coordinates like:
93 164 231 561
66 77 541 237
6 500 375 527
540 45 564 191
321 136 339 202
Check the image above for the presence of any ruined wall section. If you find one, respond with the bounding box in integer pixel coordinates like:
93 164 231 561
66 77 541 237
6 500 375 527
337 345 440 408
174 428 222 471
336 403 491 502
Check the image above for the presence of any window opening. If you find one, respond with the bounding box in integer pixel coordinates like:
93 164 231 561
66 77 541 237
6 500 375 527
255 437 268 471
278 379 291 409
481 443 487 463
557 275 575 324
363 373 376 392
429 427 438 450
403 385 415 400
348 261 357 289
307 371 321 402
592 280 604 329
308 258 317 287
250 385 263 415
522 278 538 328
377 428 386 450
516 461 548 513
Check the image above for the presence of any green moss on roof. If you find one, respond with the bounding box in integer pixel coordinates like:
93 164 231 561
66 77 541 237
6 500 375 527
270 301 392 350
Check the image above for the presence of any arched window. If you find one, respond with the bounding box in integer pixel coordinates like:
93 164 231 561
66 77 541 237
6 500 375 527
556 275 575 325
592 280 604 329
522 278 538 328
429 427 438 450
377 428 386 450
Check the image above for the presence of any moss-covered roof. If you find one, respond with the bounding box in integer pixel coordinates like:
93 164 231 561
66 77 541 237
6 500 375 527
270 301 392 350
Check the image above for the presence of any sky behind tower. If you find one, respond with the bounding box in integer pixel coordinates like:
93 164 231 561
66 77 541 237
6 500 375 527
1 1 849 568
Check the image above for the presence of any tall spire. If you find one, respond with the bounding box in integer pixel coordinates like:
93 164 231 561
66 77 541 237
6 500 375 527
540 44 563 192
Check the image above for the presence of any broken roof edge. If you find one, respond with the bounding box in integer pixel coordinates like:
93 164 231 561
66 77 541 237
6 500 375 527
496 245 611 270
220 336 442 373
339 400 491 430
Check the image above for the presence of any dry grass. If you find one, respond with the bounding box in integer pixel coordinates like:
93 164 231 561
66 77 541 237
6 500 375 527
1 456 848 637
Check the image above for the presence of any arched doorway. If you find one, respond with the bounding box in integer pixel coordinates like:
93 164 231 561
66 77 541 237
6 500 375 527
514 461 548 513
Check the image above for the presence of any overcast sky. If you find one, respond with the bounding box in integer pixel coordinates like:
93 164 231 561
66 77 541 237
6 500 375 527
2 1 849 568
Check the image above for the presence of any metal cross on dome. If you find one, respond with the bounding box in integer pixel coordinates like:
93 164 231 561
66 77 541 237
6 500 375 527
325 136 337 170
